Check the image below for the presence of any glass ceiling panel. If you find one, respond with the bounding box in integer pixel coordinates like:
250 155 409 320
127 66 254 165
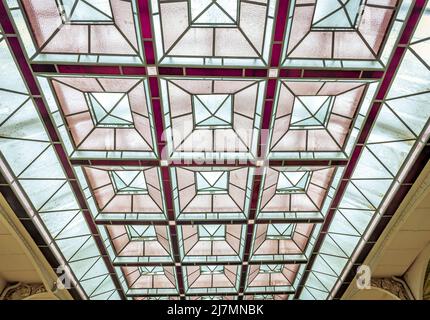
171 167 255 221
250 223 314 262
6 0 144 64
300 1 430 299
282 0 413 69
151 0 277 66
178 224 246 263
183 264 241 294
106 224 174 264
74 166 167 222
38 75 158 160
267 79 378 160
0 0 429 301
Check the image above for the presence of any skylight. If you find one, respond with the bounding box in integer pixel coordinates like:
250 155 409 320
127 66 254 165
0 0 428 302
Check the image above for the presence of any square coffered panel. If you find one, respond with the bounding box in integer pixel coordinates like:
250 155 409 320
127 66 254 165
38 75 158 159
182 264 241 294
257 166 343 221
120 266 179 296
177 224 247 263
106 224 173 264
9 0 144 64
282 0 410 69
150 0 276 66
171 167 255 221
244 264 298 293
250 223 315 262
74 166 167 222
160 77 265 160
267 79 378 160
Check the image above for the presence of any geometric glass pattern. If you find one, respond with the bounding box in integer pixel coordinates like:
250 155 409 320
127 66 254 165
312 0 364 30
276 171 311 194
87 93 134 128
258 166 341 220
282 0 412 69
8 0 144 64
171 167 255 221
245 264 298 293
38 76 158 159
160 78 265 160
290 96 334 129
193 94 233 129
245 294 289 300
0 0 429 302
126 225 157 241
57 0 114 25
196 171 229 194
110 171 148 195
121 266 178 295
268 80 378 159
266 224 295 240
188 296 237 301
197 225 226 241
183 265 241 294
107 225 172 264
76 166 167 222
151 0 276 66
190 0 238 27
250 223 314 262
200 265 225 275
178 224 246 263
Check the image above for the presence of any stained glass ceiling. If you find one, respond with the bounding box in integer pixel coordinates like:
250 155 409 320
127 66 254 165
0 0 429 300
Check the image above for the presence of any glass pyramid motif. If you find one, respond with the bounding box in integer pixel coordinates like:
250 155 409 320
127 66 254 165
139 266 165 276
312 0 364 30
126 225 158 241
198 225 226 241
276 171 311 194
200 265 225 275
190 0 238 26
266 224 295 240
86 92 134 128
57 0 114 24
193 94 233 129
195 171 229 194
260 265 283 274
110 171 148 195
1 0 428 301
291 96 334 130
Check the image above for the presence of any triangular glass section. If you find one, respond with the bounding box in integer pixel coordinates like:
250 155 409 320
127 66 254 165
291 96 333 129
139 266 165 275
191 0 238 26
126 225 158 241
87 92 134 128
260 264 283 274
200 265 224 274
266 224 295 240
276 171 311 194
196 171 229 194
110 170 148 195
198 225 226 241
58 0 114 24
312 0 363 30
193 94 232 129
